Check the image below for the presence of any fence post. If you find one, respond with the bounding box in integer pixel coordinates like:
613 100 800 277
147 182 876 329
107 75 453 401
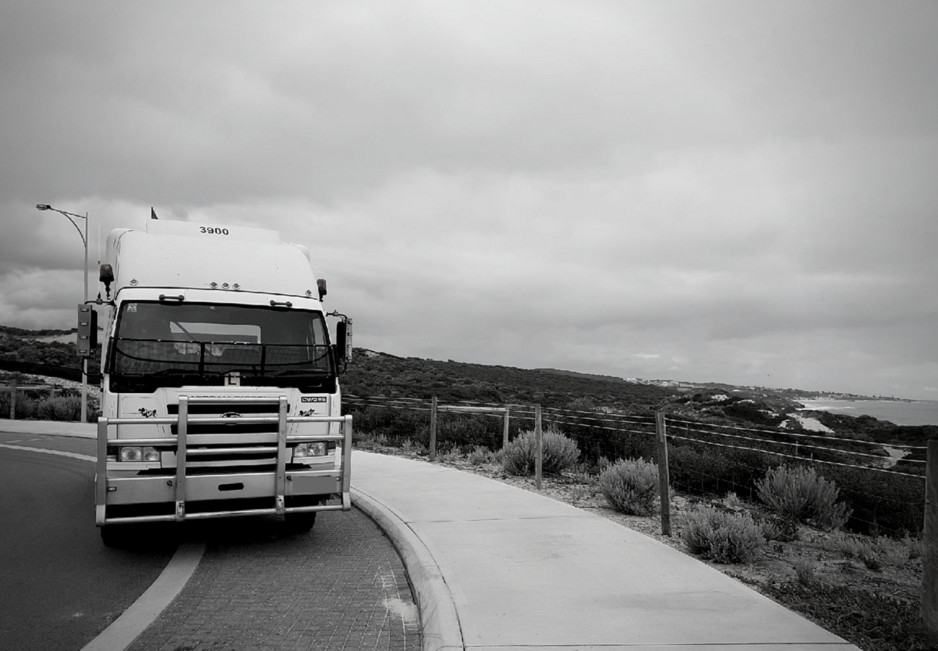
923 439 938 644
429 396 438 462
535 405 543 490
656 412 672 537
9 378 16 420
502 407 510 449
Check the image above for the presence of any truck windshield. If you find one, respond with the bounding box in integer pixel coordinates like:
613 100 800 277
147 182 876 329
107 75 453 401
108 301 336 393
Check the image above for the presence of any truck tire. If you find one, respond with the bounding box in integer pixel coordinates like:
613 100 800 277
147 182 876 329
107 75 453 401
100 525 128 547
284 512 317 532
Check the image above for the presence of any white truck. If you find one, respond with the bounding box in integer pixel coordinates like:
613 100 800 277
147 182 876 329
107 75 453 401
80 218 353 544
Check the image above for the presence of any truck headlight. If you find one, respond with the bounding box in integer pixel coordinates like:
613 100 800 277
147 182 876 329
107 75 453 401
294 442 327 459
119 446 160 462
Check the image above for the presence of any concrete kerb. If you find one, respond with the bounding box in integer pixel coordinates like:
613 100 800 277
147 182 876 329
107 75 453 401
352 487 465 651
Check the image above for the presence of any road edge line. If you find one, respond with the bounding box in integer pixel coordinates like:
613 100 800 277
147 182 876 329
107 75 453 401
81 543 205 651
0 442 94 463
1 442 207 651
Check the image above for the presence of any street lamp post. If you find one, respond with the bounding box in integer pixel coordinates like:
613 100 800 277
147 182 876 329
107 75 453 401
36 203 90 423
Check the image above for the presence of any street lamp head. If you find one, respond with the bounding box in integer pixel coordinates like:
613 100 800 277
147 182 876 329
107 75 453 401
36 204 52 211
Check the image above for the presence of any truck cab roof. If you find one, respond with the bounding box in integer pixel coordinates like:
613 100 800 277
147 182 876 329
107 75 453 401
105 219 320 300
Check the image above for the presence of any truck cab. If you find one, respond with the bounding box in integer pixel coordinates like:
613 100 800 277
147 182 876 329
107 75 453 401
88 218 352 542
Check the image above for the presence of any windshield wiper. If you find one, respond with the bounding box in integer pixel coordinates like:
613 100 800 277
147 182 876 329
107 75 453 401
266 368 330 377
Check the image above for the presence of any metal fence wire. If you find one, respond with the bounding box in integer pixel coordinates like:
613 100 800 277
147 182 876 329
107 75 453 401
343 394 927 536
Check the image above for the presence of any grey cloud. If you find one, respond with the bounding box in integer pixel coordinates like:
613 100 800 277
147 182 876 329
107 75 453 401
1 1 937 398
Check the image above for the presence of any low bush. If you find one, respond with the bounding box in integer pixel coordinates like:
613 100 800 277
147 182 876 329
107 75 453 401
793 559 819 586
468 445 493 465
760 514 799 543
37 396 82 421
400 438 427 455
0 394 36 419
681 505 765 564
756 465 851 532
502 429 579 476
820 531 920 569
598 458 659 516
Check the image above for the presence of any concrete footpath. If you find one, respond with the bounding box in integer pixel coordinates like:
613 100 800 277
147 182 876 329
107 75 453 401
3 420 858 650
353 451 857 651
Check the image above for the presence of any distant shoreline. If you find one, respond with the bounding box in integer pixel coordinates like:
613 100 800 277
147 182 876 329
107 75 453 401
797 397 938 427
795 395 915 403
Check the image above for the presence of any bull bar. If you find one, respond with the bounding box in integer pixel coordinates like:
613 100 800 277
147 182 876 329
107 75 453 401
95 395 352 526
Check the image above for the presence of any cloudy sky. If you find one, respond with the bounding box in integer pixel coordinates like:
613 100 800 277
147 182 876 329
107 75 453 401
2 1 937 399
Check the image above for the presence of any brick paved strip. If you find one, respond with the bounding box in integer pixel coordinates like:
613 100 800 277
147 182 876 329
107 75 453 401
129 511 421 651
353 487 464 651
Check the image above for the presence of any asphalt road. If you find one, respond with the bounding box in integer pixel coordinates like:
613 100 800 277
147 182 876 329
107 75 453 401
0 444 175 650
0 429 422 650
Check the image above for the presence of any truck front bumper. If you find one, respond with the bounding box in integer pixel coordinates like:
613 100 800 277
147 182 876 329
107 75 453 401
95 396 352 526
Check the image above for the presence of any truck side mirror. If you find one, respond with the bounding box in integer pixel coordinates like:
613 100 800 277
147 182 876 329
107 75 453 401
333 317 353 372
77 304 98 358
335 320 347 363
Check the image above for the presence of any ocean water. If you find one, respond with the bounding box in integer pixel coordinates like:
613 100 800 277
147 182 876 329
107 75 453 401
797 398 938 427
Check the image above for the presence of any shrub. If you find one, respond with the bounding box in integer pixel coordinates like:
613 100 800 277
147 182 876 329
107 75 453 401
440 449 464 464
400 438 427 455
502 429 579 476
761 514 799 543
792 559 818 586
0 393 36 419
37 396 82 421
468 445 492 466
756 465 851 531
681 505 765 564
598 458 659 516
821 531 921 569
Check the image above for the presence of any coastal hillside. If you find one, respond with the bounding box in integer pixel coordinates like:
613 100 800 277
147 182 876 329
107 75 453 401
341 349 678 411
341 349 936 448
1 325 932 448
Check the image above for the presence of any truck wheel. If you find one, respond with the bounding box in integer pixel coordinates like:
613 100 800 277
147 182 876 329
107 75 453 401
284 512 317 532
100 526 127 547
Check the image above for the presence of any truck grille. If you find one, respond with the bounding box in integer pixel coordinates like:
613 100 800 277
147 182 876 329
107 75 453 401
167 400 283 436
165 399 287 471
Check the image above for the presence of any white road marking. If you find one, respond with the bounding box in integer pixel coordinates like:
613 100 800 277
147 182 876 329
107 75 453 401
0 442 94 463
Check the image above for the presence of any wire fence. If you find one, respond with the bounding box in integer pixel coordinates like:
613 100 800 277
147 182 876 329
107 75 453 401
343 394 928 536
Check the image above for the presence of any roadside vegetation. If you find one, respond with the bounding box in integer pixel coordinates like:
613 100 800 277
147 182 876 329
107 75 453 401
0 371 96 421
